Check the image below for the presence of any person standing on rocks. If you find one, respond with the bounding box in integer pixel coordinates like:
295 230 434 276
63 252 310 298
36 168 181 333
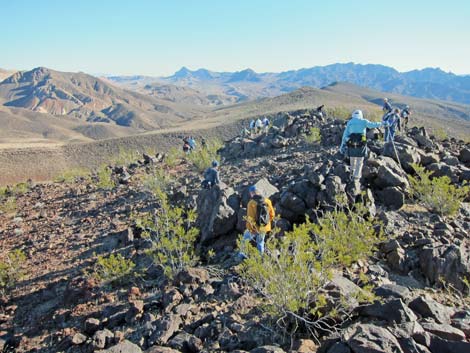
401 105 411 131
255 118 263 134
340 110 384 180
384 108 400 142
382 98 392 114
239 185 275 257
262 116 270 135
249 119 256 135
201 160 220 189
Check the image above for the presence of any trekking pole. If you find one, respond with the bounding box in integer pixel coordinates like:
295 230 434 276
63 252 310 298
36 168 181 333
387 127 402 169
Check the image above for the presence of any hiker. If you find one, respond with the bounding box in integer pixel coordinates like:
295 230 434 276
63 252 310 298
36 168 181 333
340 110 384 180
255 118 263 134
384 108 400 142
201 137 207 149
249 120 256 134
382 98 392 114
201 160 220 189
182 136 191 154
401 105 411 131
188 136 196 151
239 185 275 257
262 117 270 134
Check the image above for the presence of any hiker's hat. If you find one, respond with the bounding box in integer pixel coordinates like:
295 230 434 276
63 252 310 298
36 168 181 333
212 160 219 167
248 185 257 193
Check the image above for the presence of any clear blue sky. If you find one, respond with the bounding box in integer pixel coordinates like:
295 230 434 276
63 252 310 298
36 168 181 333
1 0 469 76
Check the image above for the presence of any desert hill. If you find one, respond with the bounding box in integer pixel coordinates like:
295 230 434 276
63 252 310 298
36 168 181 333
0 68 16 82
0 67 207 131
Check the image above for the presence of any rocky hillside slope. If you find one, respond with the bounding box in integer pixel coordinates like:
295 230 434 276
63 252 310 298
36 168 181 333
0 67 206 130
0 110 470 353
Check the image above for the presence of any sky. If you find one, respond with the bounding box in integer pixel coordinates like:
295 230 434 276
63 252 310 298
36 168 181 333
1 0 470 76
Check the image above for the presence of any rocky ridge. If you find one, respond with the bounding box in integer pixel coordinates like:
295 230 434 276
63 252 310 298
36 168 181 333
0 108 470 352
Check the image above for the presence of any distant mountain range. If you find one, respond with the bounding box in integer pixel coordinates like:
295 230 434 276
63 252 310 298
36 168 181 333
0 64 469 148
108 63 470 105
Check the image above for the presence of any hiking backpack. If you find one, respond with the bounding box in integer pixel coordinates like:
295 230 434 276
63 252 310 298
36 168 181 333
254 196 270 227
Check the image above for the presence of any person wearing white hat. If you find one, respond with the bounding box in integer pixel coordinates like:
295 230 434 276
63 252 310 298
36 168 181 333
340 110 385 180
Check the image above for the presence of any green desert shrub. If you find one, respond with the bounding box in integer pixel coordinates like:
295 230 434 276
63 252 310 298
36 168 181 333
137 188 199 278
93 253 135 285
186 138 223 172
0 197 17 214
165 147 184 168
140 168 173 194
0 249 26 295
326 106 351 120
303 127 321 144
409 164 469 217
96 165 115 190
111 147 140 166
238 203 381 336
54 167 91 183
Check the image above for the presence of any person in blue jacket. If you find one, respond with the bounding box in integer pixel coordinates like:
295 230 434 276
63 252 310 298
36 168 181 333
340 110 385 180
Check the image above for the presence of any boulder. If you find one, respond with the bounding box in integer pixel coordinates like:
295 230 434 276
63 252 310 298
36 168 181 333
459 148 470 164
376 186 405 210
428 334 470 353
241 178 279 207
408 295 453 324
367 157 409 189
196 186 238 244
358 299 417 323
426 163 459 183
93 329 114 349
344 324 404 353
419 242 470 292
148 314 182 345
421 322 466 341
279 191 307 221
96 340 142 353
168 332 203 352
72 333 87 345
374 284 411 301
84 317 101 335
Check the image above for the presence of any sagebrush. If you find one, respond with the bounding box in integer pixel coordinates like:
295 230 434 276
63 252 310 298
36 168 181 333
0 249 26 295
135 187 199 278
186 138 223 172
93 253 135 285
409 164 469 216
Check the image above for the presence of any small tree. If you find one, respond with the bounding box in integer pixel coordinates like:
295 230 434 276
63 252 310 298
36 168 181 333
96 165 115 190
186 138 223 172
303 127 321 145
238 203 381 339
409 164 469 217
0 249 26 295
136 188 199 278
93 253 135 285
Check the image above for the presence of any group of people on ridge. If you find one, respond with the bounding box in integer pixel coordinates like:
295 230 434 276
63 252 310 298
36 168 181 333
199 99 411 259
247 117 270 135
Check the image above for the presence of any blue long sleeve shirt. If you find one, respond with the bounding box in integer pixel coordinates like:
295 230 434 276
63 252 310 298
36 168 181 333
340 117 383 152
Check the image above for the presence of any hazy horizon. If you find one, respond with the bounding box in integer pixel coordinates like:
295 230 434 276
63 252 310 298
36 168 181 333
2 0 470 76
